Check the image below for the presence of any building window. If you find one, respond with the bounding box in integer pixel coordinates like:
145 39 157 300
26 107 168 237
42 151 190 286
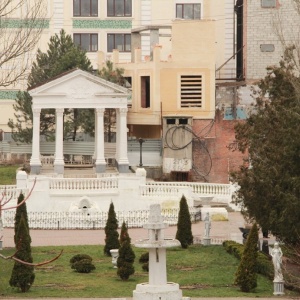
176 3 201 19
107 33 131 52
74 0 98 17
73 33 98 52
107 0 132 17
180 75 202 108
260 44 275 52
141 76 150 108
261 0 276 8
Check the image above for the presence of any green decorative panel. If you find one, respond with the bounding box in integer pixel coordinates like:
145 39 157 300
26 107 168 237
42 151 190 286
73 19 132 29
0 91 19 100
1 19 50 29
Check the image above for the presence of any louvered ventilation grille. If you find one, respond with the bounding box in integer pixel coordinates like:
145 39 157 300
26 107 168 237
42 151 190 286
180 75 202 108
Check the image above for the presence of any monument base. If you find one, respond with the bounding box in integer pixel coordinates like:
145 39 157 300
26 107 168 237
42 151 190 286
133 282 183 300
202 237 211 246
273 280 285 296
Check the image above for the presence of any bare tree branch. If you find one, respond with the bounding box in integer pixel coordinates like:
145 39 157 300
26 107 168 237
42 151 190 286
0 249 63 267
1 177 36 211
0 0 47 87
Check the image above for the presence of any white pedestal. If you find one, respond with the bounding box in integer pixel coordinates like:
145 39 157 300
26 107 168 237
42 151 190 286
110 249 119 268
202 237 211 246
273 280 285 295
133 282 182 300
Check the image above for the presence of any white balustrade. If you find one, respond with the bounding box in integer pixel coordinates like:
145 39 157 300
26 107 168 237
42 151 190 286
49 177 119 191
0 185 18 200
145 182 231 196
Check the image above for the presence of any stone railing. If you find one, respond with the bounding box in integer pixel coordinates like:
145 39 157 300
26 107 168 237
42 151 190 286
2 207 200 229
140 184 188 200
49 177 119 191
145 182 231 196
0 185 19 200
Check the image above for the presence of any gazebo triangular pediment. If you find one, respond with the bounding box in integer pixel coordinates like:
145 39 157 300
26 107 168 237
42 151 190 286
29 69 130 109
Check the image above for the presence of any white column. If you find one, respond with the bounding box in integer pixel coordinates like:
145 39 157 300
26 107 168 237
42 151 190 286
95 108 106 173
54 108 65 174
30 108 42 174
116 107 129 173
93 109 97 162
115 109 120 161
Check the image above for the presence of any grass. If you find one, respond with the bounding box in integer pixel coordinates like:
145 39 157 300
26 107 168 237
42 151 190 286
0 164 20 185
1 244 296 298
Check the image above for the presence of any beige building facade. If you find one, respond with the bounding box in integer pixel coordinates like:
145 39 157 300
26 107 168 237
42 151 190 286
0 0 237 133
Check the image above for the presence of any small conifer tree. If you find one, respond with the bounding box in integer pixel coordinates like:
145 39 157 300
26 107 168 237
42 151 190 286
235 223 258 292
14 193 30 245
104 202 120 256
117 221 135 280
176 195 193 248
9 213 35 292
119 220 130 245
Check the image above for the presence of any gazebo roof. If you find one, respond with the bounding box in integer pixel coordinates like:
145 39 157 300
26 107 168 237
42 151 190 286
29 68 131 110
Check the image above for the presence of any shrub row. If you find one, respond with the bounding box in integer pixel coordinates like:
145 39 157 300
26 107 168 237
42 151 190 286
223 240 274 279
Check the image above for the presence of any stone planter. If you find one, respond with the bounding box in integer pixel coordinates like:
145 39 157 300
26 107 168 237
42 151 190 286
110 249 119 268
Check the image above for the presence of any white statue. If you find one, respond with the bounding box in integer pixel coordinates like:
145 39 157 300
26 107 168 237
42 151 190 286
270 242 283 281
204 213 211 237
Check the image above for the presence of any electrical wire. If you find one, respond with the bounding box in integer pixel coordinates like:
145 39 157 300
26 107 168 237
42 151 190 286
164 122 213 181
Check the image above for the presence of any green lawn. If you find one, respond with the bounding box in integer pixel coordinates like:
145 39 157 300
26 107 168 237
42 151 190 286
0 165 20 185
1 244 294 298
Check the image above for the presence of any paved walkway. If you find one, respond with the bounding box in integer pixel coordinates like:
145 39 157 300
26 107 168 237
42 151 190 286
3 212 294 300
2 212 248 248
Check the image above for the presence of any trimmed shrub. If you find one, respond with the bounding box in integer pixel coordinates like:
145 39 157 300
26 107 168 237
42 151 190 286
176 195 193 248
72 259 95 273
70 254 92 264
223 240 273 278
235 223 258 292
139 252 149 263
139 252 149 272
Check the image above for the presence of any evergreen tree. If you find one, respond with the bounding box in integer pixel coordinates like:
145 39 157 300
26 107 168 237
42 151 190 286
119 221 130 245
14 193 29 245
175 195 193 248
9 213 35 292
8 29 94 143
117 222 135 280
235 223 258 292
232 46 300 244
104 202 120 256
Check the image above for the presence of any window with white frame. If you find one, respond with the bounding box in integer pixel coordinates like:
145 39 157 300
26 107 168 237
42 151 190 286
107 33 131 52
176 3 201 19
73 33 98 52
73 0 98 17
107 0 132 17
180 75 202 108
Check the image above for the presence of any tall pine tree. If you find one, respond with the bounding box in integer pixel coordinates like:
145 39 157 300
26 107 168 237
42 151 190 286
9 213 35 292
8 29 93 143
176 195 193 248
232 46 300 244
104 202 120 256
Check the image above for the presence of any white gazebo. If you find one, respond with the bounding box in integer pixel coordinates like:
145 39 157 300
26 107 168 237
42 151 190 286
29 69 130 175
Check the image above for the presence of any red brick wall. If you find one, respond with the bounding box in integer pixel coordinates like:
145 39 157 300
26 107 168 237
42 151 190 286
191 110 247 184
